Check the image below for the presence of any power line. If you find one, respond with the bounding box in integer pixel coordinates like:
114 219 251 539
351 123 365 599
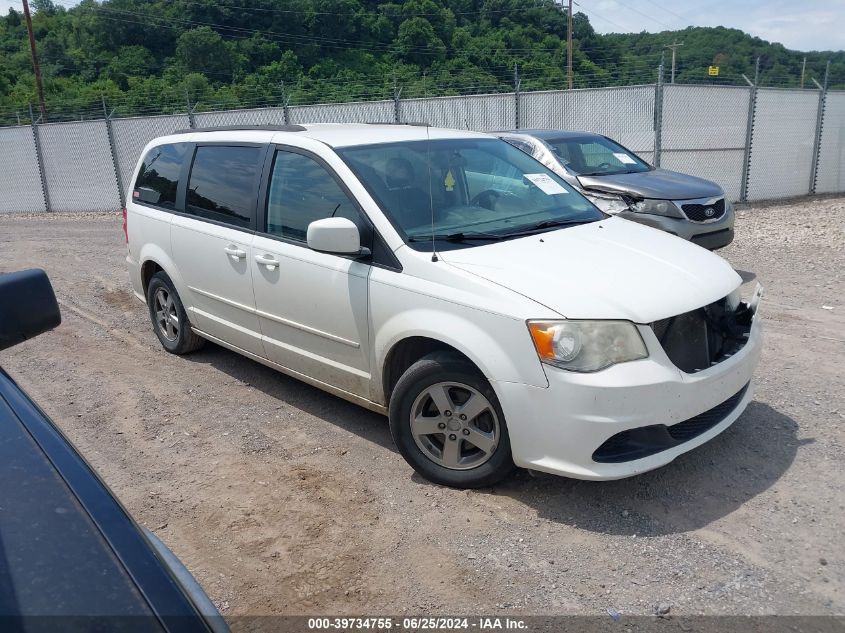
157 0 559 18
599 0 675 31
641 0 686 23
571 1 629 32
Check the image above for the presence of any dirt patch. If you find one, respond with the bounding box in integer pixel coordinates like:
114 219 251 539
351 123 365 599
0 200 843 617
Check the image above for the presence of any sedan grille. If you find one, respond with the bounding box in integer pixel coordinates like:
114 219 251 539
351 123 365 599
682 198 725 222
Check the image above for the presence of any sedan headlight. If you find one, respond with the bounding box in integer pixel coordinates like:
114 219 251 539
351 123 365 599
528 320 648 372
589 195 629 215
630 198 682 218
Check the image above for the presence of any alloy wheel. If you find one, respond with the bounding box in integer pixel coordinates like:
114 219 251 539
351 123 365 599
410 382 500 470
154 287 180 342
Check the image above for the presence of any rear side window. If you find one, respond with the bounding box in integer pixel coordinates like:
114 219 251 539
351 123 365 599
133 143 188 209
265 150 360 242
186 145 262 229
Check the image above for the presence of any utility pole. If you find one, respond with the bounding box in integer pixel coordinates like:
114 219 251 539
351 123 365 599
22 0 48 122
800 57 807 89
666 40 684 84
567 0 573 89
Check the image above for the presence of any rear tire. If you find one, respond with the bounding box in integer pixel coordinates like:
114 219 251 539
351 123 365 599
146 271 205 355
389 353 515 488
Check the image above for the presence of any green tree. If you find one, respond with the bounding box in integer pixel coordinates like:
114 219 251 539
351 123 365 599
395 17 446 66
175 27 236 81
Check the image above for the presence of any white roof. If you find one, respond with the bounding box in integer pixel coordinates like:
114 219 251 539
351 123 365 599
292 123 489 148
152 123 490 150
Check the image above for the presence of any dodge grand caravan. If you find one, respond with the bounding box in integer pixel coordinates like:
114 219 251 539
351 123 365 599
126 124 762 489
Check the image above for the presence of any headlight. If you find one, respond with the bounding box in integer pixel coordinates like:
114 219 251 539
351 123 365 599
630 198 682 218
589 195 629 214
528 320 648 372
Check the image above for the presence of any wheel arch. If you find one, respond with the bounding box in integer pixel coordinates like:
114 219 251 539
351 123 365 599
138 243 188 304
381 336 473 406
375 309 548 406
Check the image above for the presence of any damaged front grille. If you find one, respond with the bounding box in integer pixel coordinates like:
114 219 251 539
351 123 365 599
651 296 753 373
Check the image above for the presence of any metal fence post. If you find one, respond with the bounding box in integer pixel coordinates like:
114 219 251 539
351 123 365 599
739 58 760 203
393 77 402 124
653 63 664 167
102 96 125 209
185 88 196 128
280 81 291 125
809 61 830 195
514 64 521 129
29 103 51 213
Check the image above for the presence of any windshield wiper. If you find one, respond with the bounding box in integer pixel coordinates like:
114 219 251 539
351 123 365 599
500 218 597 237
408 231 506 243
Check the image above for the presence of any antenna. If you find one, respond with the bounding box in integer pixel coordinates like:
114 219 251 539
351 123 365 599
426 123 438 262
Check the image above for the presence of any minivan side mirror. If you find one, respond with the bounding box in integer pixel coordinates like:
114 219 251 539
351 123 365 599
0 269 61 352
306 217 369 257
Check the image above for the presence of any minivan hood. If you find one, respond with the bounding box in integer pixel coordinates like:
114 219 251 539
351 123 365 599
577 168 724 200
439 217 741 323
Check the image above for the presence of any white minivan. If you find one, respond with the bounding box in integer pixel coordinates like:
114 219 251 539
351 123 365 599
126 124 762 488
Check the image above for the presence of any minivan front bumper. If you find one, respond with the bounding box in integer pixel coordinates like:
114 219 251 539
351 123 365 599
493 305 762 480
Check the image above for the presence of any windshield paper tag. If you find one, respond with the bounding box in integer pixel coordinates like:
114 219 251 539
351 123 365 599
525 173 568 195
613 152 637 165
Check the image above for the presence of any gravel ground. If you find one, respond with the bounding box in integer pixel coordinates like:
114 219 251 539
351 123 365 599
0 198 843 619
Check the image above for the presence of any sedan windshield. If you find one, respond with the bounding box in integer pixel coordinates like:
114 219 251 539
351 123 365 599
545 135 651 177
337 138 603 249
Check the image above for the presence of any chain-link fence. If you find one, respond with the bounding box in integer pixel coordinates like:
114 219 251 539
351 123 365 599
521 85 656 163
660 85 750 202
815 91 845 194
1 81 843 213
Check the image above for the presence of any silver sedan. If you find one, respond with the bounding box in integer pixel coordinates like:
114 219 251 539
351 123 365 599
495 129 735 250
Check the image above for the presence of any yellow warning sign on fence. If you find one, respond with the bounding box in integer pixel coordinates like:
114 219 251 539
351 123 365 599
708 66 720 76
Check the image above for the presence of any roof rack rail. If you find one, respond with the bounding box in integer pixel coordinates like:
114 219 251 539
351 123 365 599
365 121 431 127
172 124 307 134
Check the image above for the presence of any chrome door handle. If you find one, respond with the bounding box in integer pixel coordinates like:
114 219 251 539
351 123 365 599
254 254 279 270
223 245 246 260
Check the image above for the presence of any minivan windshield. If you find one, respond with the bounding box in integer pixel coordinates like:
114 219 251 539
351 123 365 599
545 135 651 177
337 138 603 249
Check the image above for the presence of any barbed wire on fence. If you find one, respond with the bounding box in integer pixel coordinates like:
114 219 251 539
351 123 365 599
1 77 841 217
1 60 840 128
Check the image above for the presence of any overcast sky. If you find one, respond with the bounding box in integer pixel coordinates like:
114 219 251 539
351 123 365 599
2 0 843 52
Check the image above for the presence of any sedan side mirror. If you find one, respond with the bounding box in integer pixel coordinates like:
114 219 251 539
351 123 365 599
307 217 370 257
0 269 61 352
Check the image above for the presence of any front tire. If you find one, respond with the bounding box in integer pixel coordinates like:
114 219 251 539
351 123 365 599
389 353 515 488
146 271 205 355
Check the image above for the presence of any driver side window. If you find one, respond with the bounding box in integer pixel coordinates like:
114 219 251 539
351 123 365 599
265 150 360 242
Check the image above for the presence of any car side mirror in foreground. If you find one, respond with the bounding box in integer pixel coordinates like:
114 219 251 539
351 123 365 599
0 269 61 352
307 217 370 257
